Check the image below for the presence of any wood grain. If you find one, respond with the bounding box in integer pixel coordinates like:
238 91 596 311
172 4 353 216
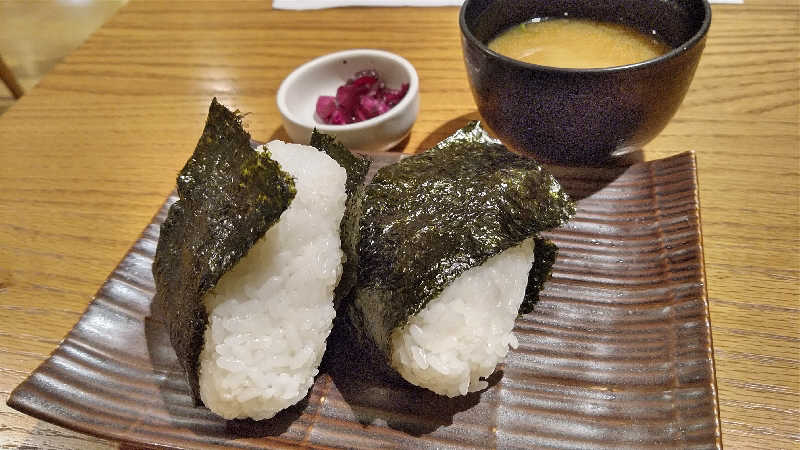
0 0 127 115
0 0 797 448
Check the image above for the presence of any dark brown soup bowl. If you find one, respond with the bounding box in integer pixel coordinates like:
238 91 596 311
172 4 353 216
460 0 711 165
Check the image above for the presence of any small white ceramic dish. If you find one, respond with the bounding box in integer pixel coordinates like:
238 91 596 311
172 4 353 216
277 49 419 152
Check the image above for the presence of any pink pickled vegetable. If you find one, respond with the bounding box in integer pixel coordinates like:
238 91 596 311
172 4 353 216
316 70 409 125
315 96 337 119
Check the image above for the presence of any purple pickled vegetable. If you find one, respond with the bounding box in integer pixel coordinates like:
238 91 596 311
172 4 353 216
328 108 349 125
383 83 410 107
316 96 337 119
359 95 389 120
315 70 409 125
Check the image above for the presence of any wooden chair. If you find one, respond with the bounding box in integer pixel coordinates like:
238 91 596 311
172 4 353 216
0 54 24 99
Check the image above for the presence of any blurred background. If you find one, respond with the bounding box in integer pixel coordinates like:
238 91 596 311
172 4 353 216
0 0 127 115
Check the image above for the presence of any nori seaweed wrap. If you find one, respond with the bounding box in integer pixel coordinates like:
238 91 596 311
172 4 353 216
310 129 371 308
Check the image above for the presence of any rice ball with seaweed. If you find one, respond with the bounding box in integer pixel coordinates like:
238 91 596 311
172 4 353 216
198 140 347 419
152 100 369 420
349 122 574 397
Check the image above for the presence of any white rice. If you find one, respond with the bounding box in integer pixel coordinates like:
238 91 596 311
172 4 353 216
198 140 347 420
389 238 534 397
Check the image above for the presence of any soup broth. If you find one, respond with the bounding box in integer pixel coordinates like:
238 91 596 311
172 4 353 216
487 18 671 69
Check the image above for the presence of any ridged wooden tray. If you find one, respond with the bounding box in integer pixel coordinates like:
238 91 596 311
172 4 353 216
8 151 721 449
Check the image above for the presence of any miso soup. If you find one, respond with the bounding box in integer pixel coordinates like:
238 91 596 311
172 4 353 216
487 18 671 69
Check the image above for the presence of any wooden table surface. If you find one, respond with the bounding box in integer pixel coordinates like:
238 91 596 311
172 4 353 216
1 1 797 448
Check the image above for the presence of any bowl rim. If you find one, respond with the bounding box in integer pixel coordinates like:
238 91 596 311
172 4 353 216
458 0 712 73
276 48 419 133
